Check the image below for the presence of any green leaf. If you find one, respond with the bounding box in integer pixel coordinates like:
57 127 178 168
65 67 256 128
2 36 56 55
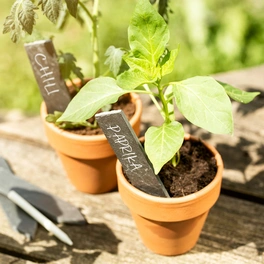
123 54 161 82
46 111 95 129
128 0 169 70
3 0 38 43
117 68 153 90
160 47 179 77
219 81 260 104
145 122 184 174
118 0 172 85
65 0 78 18
38 0 62 23
104 46 125 77
58 51 84 81
18 0 38 34
45 111 63 123
172 76 234 134
56 3 70 30
58 77 129 122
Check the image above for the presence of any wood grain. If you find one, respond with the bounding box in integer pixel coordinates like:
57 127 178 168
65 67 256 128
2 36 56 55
0 136 263 263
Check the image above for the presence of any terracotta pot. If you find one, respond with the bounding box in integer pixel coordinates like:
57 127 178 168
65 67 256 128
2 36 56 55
40 93 142 194
116 134 223 255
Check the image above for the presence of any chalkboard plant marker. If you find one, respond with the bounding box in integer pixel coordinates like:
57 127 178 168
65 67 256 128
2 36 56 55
95 110 169 198
57 0 259 255
25 40 71 114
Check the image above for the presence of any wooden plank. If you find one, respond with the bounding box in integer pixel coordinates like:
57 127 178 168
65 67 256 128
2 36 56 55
0 252 35 264
0 137 263 263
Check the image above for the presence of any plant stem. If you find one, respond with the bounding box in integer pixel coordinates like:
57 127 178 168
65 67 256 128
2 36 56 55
92 0 100 77
143 84 164 120
157 82 170 123
69 77 79 92
78 1 93 21
171 150 180 167
79 0 100 78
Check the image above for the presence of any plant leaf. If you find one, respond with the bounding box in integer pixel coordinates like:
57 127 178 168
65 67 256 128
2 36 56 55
58 77 129 122
123 51 161 81
160 47 179 76
145 121 184 174
46 111 94 129
38 0 62 23
104 46 125 77
18 0 38 34
127 0 169 77
65 0 78 18
56 3 69 30
117 0 171 86
117 68 153 90
58 51 84 81
172 76 234 134
3 0 38 43
46 111 63 123
219 81 260 104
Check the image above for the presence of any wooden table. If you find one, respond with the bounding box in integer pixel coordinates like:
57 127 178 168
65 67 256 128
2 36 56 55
0 65 263 263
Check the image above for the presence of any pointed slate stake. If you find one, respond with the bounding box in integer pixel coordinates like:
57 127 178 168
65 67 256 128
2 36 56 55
95 110 170 198
24 39 71 113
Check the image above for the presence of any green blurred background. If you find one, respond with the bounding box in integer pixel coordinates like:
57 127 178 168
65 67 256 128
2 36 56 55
1 0 264 114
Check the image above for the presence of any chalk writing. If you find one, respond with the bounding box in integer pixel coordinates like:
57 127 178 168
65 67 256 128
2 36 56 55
107 125 142 171
95 110 169 197
24 40 71 113
34 53 59 95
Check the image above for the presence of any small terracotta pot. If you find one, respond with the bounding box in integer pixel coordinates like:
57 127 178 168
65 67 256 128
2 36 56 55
40 93 142 194
116 134 223 255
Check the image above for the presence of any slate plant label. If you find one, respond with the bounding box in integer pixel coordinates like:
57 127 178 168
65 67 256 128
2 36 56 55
25 40 71 113
95 110 169 197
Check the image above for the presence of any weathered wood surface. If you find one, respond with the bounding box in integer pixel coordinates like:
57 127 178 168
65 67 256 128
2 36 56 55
0 253 35 264
0 65 263 263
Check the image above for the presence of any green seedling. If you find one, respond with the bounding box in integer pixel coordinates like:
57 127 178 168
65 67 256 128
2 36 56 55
58 0 259 173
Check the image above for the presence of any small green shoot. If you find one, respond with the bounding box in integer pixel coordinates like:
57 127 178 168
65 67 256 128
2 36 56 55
46 111 97 130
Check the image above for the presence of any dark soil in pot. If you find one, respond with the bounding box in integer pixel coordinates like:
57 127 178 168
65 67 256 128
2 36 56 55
159 139 217 198
124 138 218 198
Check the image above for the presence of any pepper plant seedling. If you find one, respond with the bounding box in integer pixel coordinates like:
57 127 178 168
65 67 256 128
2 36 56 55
58 0 259 174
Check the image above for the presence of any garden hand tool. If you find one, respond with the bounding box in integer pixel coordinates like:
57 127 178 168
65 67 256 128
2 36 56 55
0 157 86 241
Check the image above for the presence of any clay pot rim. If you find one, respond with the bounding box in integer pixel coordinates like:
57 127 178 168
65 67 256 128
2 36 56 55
117 133 224 204
40 92 142 142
